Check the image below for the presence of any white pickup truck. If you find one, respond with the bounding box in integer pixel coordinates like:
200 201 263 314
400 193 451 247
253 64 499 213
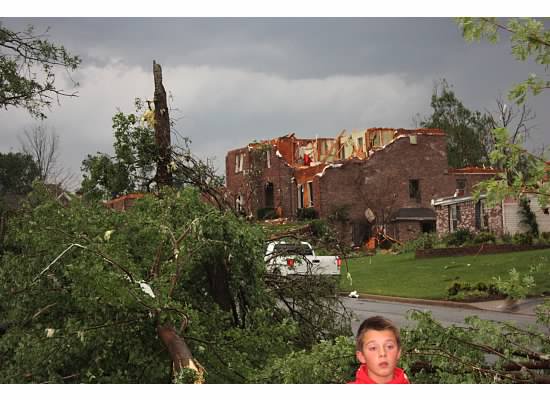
264 241 341 276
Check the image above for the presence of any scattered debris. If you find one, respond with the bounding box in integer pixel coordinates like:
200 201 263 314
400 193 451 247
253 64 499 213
139 281 156 298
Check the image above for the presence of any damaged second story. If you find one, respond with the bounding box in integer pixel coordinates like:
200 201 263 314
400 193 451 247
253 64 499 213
226 128 498 244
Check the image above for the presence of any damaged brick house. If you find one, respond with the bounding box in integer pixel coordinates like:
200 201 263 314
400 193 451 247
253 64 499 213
225 128 496 244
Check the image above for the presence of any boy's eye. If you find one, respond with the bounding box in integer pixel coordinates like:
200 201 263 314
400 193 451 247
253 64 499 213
367 346 377 352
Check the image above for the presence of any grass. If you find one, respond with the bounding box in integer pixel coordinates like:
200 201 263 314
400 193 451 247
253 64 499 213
338 248 550 300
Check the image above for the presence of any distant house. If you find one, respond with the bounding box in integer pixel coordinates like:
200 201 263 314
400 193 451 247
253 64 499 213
226 128 497 244
433 193 550 237
103 193 145 211
44 184 73 207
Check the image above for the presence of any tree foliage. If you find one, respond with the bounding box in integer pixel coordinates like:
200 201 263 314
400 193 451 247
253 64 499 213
419 80 491 168
80 100 228 206
0 152 39 197
474 128 549 207
0 184 351 383
457 18 550 105
0 22 81 119
457 18 550 207
80 106 158 200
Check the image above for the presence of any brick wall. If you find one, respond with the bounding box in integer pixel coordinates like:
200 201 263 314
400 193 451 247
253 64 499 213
394 221 423 242
226 147 296 217
435 200 503 236
436 205 449 234
317 135 457 241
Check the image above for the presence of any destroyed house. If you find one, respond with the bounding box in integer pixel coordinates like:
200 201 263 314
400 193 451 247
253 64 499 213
225 128 496 244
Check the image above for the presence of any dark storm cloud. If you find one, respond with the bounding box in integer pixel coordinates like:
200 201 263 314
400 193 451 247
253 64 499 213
1 18 510 78
0 17 549 188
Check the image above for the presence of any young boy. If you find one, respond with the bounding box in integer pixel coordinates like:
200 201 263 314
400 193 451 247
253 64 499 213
349 315 410 384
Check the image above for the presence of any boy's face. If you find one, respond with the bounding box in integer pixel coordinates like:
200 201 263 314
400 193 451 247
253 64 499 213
356 329 401 384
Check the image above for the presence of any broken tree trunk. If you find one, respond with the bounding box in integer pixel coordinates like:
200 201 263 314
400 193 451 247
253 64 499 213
153 60 173 187
156 324 204 383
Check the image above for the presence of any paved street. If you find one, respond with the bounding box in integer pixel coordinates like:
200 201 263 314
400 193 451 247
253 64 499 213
341 296 545 335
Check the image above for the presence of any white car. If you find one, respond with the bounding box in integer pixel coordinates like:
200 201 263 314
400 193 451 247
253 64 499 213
264 241 341 276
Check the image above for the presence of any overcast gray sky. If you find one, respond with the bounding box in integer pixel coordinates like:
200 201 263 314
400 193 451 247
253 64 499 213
1 17 549 189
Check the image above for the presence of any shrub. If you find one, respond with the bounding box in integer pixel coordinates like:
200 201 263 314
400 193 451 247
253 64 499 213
257 207 277 220
500 233 513 244
512 232 533 245
519 197 539 237
447 280 502 300
297 207 319 220
444 229 474 247
492 268 535 300
400 233 438 253
310 219 330 238
473 231 496 244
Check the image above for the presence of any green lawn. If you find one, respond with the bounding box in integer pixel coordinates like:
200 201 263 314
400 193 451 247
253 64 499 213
338 248 550 300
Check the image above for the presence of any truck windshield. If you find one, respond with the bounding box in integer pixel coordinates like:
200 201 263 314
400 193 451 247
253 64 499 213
273 243 313 256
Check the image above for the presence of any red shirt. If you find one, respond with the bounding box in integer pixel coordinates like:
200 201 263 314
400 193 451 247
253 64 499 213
348 365 410 384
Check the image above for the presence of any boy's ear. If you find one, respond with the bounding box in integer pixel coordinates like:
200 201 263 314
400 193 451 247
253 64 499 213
356 350 367 364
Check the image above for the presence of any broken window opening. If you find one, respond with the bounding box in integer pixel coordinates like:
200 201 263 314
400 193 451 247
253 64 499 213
265 182 274 208
235 153 245 173
544 208 549 215
357 137 364 152
297 184 304 209
307 181 314 207
373 133 381 147
409 179 421 202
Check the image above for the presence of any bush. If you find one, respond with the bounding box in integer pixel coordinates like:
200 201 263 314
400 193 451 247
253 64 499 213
447 280 502 300
473 231 496 244
257 207 277 220
500 233 513 244
519 197 539 237
399 233 439 253
297 207 319 220
443 229 474 247
492 268 535 300
310 219 330 238
512 232 533 245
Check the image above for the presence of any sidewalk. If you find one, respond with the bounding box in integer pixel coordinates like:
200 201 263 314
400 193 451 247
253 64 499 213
344 292 546 316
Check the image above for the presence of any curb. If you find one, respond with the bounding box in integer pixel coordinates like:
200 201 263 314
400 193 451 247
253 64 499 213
339 292 539 316
340 292 481 310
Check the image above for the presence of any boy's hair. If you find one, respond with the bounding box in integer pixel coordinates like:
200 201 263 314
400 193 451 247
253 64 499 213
356 316 401 351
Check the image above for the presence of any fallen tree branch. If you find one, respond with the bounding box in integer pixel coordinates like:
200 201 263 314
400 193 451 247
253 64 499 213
156 324 205 384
